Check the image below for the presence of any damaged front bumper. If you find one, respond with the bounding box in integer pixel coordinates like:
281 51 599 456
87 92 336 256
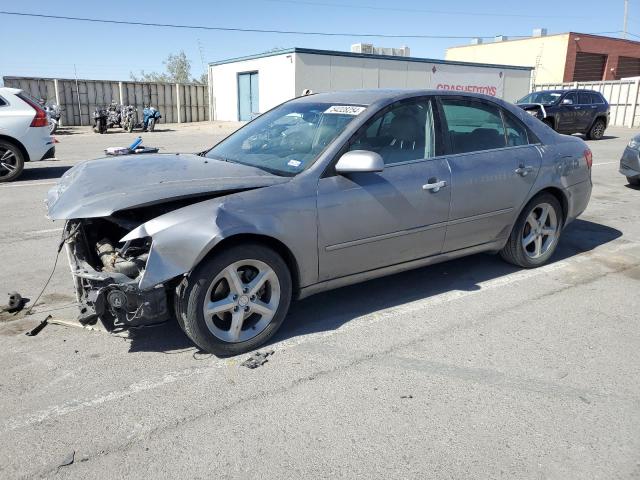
63 221 171 329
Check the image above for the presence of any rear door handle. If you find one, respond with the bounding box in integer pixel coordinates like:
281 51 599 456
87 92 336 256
422 179 447 192
515 166 534 177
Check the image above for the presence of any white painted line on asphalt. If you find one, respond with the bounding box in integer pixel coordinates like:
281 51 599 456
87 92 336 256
593 161 618 166
24 227 63 236
3 240 638 433
0 181 57 189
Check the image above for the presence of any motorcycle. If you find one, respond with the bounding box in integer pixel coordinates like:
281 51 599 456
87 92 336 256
93 107 108 134
143 106 162 132
38 99 62 134
106 102 122 129
121 105 138 133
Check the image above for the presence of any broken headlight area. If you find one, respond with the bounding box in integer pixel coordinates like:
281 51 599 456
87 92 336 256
64 218 171 330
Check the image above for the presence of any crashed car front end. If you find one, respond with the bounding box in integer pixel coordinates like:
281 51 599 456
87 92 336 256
62 217 170 328
46 153 290 330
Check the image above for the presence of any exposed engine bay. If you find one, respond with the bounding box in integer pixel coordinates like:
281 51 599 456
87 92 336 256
64 214 170 329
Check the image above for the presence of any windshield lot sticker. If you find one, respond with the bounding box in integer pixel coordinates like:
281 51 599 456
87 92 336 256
287 159 302 167
324 105 366 115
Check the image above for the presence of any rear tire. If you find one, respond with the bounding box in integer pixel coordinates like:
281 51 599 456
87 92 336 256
627 176 640 186
500 193 563 268
176 243 292 356
0 141 25 183
587 118 606 140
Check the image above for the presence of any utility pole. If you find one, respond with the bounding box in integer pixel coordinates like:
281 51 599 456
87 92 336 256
624 0 629 39
74 64 83 126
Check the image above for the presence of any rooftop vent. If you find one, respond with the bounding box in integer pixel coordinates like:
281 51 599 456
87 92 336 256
494 35 508 42
533 28 548 37
470 37 483 45
351 43 410 57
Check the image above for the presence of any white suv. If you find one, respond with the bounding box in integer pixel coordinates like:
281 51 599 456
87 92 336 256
0 87 55 182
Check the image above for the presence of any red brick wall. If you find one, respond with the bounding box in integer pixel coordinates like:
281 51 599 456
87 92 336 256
564 33 640 81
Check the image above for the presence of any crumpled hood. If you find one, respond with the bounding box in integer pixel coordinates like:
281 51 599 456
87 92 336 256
46 153 290 219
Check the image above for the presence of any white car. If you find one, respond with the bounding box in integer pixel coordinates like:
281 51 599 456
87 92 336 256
0 87 55 182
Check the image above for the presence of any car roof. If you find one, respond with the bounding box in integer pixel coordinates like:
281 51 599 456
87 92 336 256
0 87 22 95
291 89 504 106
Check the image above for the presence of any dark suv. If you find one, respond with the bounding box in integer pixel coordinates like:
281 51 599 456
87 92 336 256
517 89 610 140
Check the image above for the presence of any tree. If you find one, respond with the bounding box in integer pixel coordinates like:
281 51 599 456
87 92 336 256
130 50 194 83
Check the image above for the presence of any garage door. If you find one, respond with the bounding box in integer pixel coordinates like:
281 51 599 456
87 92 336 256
616 56 640 79
572 52 607 81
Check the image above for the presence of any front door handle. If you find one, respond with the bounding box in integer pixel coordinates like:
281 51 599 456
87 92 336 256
515 165 534 177
422 179 447 192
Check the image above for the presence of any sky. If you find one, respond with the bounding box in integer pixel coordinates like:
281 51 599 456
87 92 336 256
0 0 636 83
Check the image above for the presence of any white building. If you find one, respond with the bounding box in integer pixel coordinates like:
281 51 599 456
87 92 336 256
208 47 532 122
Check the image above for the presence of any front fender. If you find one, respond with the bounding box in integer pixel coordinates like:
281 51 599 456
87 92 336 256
122 198 296 291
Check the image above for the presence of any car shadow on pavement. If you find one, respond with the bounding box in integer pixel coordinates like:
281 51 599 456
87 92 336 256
18 166 71 181
123 219 622 355
272 219 622 346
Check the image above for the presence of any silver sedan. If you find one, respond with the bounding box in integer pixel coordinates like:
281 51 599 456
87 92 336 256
46 90 593 355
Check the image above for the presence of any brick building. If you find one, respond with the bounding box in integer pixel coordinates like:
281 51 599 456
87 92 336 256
446 31 640 84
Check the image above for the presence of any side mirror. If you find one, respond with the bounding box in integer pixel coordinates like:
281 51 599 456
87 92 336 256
335 150 384 174
561 98 573 105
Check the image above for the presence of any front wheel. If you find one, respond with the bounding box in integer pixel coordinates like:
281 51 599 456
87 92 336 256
176 243 292 356
627 176 640 186
587 119 606 140
500 193 563 268
126 120 134 133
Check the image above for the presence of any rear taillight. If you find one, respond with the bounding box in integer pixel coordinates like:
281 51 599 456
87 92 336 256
584 149 593 169
18 94 49 128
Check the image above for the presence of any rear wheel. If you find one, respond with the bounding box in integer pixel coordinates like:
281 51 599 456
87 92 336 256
176 243 292 356
0 141 25 183
500 193 563 268
587 118 606 140
627 176 640 186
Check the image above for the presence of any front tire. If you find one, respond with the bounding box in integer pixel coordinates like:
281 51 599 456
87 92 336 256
177 243 292 356
500 193 563 268
587 118 606 140
627 176 640 186
0 141 25 183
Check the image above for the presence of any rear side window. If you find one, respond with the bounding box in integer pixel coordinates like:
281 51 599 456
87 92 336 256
503 113 529 146
440 98 506 154
0 97 6 107
590 93 605 104
578 92 592 105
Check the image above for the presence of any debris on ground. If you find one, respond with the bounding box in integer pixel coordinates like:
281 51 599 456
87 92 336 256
400 395 413 399
0 291 27 313
57 450 75 470
24 315 52 337
240 350 274 369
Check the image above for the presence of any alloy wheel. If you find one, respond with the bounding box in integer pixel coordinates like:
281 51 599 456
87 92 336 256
0 148 18 178
202 259 281 343
521 202 559 259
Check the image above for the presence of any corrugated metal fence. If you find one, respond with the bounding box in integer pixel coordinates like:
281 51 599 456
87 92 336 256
3 76 209 126
532 78 640 127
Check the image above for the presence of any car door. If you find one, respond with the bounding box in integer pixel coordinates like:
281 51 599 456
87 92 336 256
556 91 579 132
438 96 542 252
316 97 451 281
576 91 595 131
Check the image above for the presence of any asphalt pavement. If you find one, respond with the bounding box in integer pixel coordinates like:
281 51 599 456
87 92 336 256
0 123 639 479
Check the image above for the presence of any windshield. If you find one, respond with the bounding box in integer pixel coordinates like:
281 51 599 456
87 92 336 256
517 92 563 105
206 102 366 176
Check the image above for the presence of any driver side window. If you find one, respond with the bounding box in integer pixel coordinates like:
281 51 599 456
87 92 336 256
349 99 436 165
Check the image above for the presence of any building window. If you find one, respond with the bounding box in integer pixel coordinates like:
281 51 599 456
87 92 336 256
572 52 607 82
